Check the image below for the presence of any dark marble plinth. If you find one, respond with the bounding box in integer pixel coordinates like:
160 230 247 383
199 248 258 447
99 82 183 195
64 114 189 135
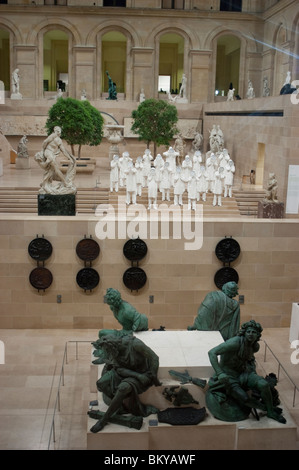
38 193 76 216
258 201 284 219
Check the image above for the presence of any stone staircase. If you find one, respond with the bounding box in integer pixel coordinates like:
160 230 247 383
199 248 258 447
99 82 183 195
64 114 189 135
0 187 109 214
233 188 266 217
108 188 241 218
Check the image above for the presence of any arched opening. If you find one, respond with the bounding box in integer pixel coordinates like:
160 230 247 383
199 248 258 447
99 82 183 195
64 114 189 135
215 35 241 98
43 30 69 93
159 33 184 96
101 31 127 95
0 29 10 91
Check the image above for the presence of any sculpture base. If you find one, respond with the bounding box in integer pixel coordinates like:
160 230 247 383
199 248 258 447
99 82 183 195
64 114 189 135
15 157 30 170
258 201 284 218
10 93 22 100
38 193 76 216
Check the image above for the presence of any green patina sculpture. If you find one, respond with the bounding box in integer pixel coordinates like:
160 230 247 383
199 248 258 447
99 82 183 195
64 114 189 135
92 288 148 364
188 281 240 341
90 334 160 433
106 71 117 100
206 320 286 424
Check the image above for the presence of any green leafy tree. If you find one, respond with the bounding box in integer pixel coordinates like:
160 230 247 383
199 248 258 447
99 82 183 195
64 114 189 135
45 97 104 158
131 99 178 155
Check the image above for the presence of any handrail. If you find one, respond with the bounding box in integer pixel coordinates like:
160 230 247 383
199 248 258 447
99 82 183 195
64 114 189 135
262 339 299 407
47 340 92 450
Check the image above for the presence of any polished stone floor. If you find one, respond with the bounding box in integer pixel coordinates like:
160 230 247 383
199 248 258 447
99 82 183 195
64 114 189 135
0 327 298 450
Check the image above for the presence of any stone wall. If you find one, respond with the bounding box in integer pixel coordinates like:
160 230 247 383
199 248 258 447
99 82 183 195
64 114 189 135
0 214 298 330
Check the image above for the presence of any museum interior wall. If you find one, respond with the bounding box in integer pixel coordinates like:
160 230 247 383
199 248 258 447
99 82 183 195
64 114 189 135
0 215 298 330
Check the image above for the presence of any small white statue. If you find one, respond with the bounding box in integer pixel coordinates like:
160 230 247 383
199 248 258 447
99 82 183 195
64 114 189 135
139 88 145 103
205 153 218 192
227 88 235 101
147 167 158 210
119 151 132 187
110 154 119 192
12 68 20 94
284 71 291 86
135 156 143 197
173 166 185 206
142 148 153 188
197 165 208 202
187 171 198 211
213 167 225 206
163 146 179 176
179 73 187 99
81 89 87 100
125 161 137 205
181 155 193 183
263 77 270 97
154 153 165 191
192 151 202 174
218 150 230 170
246 80 255 99
160 161 172 202
223 159 235 198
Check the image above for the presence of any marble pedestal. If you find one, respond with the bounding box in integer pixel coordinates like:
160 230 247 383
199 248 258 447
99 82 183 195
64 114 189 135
15 157 30 169
87 330 297 450
258 201 285 218
37 193 76 215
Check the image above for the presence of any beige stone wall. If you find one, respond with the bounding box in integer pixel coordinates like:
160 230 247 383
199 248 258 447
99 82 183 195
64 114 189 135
0 214 298 330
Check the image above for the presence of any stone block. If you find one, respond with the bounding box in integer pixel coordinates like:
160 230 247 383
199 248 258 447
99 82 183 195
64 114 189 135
37 193 76 216
258 201 285 218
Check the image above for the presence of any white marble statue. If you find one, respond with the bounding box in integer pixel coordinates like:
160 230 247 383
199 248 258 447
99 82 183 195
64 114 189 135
205 153 218 192
246 79 255 99
34 126 76 195
218 150 230 170
142 148 153 187
147 167 158 210
125 161 137 205
227 88 235 101
160 161 172 202
223 159 235 198
174 133 186 165
213 167 225 206
181 155 193 183
191 132 203 154
197 165 208 202
284 71 291 86
139 88 145 103
173 166 185 206
119 151 132 187
192 151 202 175
163 146 179 176
110 154 119 192
187 171 198 211
179 73 187 99
154 154 165 191
263 77 270 97
11 68 22 99
135 156 143 197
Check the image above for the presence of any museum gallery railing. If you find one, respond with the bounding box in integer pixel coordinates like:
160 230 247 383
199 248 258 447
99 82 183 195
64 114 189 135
47 339 299 450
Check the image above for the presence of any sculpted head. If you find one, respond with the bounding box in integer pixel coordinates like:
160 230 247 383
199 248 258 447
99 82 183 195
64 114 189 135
222 281 239 298
105 288 122 308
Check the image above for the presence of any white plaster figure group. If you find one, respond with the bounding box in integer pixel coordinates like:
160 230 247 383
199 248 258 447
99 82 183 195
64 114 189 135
109 125 235 211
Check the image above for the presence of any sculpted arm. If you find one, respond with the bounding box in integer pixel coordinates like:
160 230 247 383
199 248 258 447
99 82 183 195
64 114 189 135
208 337 239 380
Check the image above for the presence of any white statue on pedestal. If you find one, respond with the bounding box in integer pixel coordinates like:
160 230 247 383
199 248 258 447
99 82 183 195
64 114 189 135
147 167 158 210
263 77 270 97
154 154 164 192
110 154 119 192
205 153 218 192
160 161 172 202
139 88 145 103
213 167 225 206
163 146 179 177
34 126 76 195
179 74 187 100
181 155 193 183
192 151 202 175
173 166 185 206
125 161 137 205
